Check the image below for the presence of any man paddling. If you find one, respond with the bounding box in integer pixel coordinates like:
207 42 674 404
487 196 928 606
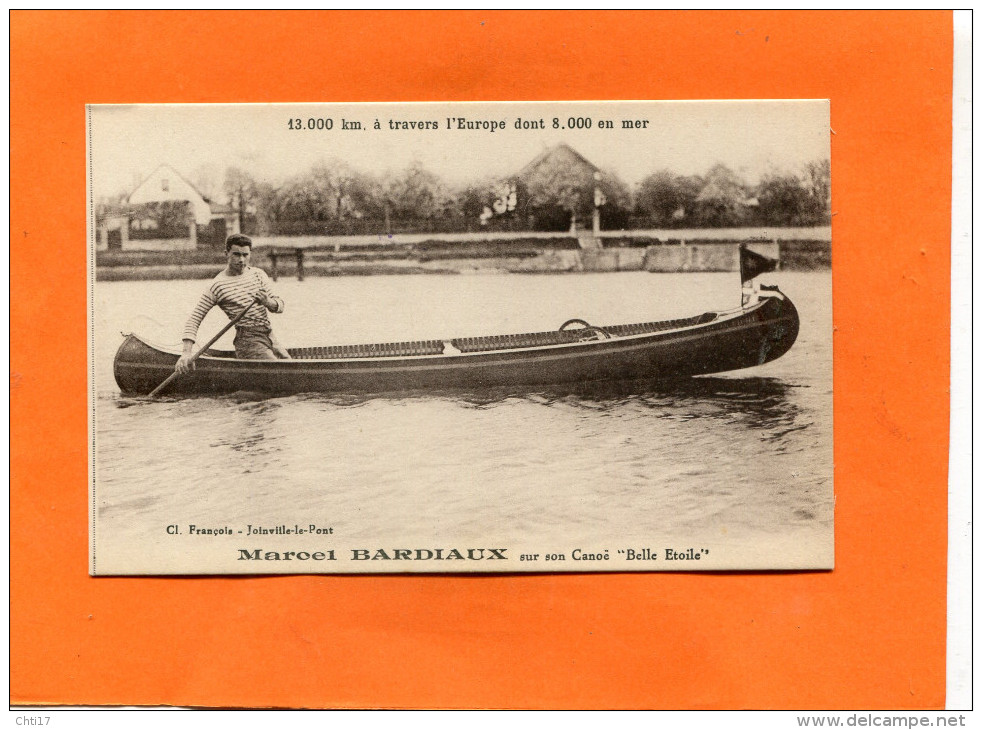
175 234 290 374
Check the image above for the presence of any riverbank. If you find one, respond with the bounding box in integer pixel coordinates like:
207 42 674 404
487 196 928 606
95 238 831 282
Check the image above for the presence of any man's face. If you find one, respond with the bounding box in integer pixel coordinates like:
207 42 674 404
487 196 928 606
227 244 251 274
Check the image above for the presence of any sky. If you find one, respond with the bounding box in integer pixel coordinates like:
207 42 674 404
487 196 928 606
88 100 829 201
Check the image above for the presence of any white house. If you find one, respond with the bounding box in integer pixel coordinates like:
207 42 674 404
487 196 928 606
128 164 215 226
96 164 236 251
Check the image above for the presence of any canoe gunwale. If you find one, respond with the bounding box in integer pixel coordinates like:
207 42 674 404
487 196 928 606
113 290 799 395
122 296 780 365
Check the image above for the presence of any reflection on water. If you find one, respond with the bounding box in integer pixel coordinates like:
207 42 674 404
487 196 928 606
448 374 800 416
112 375 808 452
94 271 833 566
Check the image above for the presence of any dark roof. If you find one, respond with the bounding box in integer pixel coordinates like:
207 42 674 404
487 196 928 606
515 143 602 181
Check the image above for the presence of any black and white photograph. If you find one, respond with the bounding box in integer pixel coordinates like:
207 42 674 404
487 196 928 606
89 100 833 574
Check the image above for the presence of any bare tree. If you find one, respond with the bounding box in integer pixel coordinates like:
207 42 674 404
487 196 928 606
694 164 750 226
802 159 831 222
223 166 259 233
310 158 362 220
384 162 446 220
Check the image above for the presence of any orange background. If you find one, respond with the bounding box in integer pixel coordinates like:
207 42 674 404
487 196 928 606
10 11 952 708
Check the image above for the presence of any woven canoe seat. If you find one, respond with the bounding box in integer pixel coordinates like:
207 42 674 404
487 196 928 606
602 312 716 337
452 330 583 353
452 312 717 354
285 313 718 358
289 340 445 359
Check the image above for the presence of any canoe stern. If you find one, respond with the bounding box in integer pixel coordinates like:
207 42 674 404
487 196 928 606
114 334 181 395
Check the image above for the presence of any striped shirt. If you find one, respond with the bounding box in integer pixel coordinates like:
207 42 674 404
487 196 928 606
182 267 284 343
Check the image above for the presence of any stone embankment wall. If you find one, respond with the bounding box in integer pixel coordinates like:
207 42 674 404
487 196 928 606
95 234 827 281
247 226 830 250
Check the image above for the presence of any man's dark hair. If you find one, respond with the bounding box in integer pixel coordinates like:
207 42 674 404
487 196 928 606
225 233 253 252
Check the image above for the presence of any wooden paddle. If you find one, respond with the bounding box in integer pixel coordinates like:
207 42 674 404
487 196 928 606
149 300 256 398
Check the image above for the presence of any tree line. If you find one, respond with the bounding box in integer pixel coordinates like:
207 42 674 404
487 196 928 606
100 157 831 238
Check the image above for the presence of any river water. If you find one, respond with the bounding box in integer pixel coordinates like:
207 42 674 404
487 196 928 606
92 270 833 574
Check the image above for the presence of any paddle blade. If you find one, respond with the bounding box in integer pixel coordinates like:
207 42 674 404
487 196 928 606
148 370 180 398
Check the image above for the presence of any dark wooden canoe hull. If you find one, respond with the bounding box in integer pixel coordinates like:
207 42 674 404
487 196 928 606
113 292 799 396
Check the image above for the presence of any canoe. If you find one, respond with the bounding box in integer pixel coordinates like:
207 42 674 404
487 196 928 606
113 287 799 396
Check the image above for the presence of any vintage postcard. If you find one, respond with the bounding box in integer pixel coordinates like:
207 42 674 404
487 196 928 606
88 100 832 574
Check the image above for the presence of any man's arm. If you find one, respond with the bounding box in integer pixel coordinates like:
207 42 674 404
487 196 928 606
255 270 289 358
175 339 196 374
255 270 284 313
175 287 217 373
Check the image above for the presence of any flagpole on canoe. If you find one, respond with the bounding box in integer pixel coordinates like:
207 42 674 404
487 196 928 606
148 300 256 398
739 244 778 307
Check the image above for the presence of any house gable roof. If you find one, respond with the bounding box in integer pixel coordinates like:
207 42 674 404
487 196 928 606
515 143 602 181
127 163 212 205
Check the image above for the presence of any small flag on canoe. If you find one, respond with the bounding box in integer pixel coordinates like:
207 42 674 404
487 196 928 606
739 245 778 284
